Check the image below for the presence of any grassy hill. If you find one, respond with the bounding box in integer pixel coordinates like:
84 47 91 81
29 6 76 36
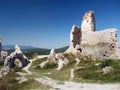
23 48 50 59
2 45 34 50
1 45 120 89
55 46 69 53
5 46 69 59
0 54 120 90
23 46 69 58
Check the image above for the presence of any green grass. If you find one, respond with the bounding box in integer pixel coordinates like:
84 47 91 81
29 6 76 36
0 68 51 90
31 57 48 67
0 54 120 90
31 54 120 83
0 72 19 90
74 58 120 83
9 79 51 90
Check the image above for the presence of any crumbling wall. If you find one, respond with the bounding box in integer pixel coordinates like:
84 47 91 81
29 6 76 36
70 25 82 48
81 29 117 46
81 10 95 32
66 10 120 58
80 28 118 57
66 25 82 55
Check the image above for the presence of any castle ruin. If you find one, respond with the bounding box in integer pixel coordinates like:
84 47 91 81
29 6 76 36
66 10 120 58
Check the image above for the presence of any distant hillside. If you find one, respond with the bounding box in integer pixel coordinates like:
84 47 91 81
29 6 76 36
2 45 69 59
55 46 69 53
23 48 51 58
2 45 35 50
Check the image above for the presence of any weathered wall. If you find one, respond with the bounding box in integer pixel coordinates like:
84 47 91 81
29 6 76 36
81 28 117 46
80 28 118 57
70 25 81 49
66 10 120 58
81 10 95 32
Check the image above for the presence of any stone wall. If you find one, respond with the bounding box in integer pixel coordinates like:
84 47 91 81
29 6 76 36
81 28 117 46
81 10 95 32
66 10 120 58
70 25 81 49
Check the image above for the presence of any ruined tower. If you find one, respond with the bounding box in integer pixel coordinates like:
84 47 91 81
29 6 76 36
81 10 95 32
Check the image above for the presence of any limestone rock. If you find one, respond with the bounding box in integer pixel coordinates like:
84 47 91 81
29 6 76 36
55 53 69 70
4 45 30 68
102 66 113 75
74 58 80 67
38 49 56 68
57 59 64 70
55 53 64 60
47 49 56 63
0 45 31 79
63 58 69 66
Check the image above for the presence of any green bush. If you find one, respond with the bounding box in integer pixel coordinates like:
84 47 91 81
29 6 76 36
101 59 112 68
43 62 57 69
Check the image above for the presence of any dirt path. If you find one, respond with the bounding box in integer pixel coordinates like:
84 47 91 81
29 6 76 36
35 76 120 90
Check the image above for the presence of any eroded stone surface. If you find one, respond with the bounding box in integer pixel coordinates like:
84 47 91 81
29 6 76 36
66 10 120 58
47 49 56 63
55 53 69 70
0 45 30 79
81 10 95 32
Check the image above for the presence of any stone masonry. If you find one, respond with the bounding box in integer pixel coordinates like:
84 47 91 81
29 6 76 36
66 10 120 58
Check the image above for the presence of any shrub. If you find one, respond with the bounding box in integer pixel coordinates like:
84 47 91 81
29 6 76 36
43 62 57 69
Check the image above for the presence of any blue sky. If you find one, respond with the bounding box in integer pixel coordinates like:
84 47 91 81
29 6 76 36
0 0 120 49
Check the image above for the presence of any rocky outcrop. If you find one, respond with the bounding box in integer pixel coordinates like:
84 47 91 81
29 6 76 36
47 49 56 63
0 45 30 79
38 52 69 70
66 10 120 59
38 49 56 68
55 53 69 70
5 45 30 68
